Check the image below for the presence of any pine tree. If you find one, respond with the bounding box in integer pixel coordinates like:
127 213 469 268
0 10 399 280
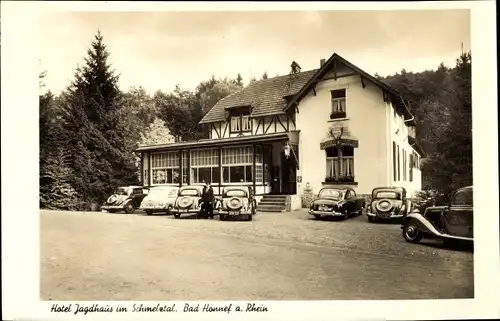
62 30 138 207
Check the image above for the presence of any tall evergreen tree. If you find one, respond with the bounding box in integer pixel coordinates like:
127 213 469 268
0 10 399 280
62 30 138 208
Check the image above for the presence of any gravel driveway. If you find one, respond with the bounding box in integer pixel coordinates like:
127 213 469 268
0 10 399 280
40 209 473 300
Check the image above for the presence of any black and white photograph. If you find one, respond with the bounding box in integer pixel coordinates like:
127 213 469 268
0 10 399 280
1 1 499 320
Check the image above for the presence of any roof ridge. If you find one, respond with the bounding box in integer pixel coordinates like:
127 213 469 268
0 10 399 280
247 68 319 87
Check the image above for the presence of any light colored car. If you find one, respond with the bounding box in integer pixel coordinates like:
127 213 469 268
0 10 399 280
170 185 205 219
139 186 180 215
217 186 256 221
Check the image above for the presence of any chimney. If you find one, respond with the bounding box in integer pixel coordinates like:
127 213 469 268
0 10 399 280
320 58 326 67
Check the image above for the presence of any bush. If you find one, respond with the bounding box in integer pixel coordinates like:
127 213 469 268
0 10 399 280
412 189 449 213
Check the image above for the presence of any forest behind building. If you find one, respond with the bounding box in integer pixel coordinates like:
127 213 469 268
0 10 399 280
39 31 472 210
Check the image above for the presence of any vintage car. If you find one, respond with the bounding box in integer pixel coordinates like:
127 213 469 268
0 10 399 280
101 186 149 214
139 186 180 215
217 186 256 221
366 187 412 222
308 186 365 219
401 186 473 245
170 185 205 219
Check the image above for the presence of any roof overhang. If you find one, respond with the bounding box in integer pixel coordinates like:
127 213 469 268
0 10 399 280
224 104 252 111
320 138 359 149
408 136 425 157
283 53 415 123
135 131 300 153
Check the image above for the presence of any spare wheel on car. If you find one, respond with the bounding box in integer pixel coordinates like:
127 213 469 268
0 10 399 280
226 197 243 211
375 199 393 212
107 195 117 204
178 196 194 208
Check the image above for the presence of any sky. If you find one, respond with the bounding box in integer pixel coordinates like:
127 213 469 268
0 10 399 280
39 10 470 95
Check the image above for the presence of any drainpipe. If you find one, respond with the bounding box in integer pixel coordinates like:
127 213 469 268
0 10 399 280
404 115 415 123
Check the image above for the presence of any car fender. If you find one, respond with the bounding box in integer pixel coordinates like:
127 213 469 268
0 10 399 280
403 213 442 236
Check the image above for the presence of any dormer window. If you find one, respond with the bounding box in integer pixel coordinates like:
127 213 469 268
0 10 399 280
230 110 251 133
330 89 346 119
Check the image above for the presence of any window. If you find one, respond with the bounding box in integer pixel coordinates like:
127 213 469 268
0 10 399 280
151 152 180 185
409 153 414 182
397 145 401 181
345 189 356 199
319 188 342 200
179 188 201 197
114 187 130 196
403 150 406 181
325 146 354 181
393 142 397 181
224 189 248 198
132 188 143 195
222 146 263 183
376 191 399 199
330 89 346 119
451 189 473 206
190 149 219 184
230 112 252 133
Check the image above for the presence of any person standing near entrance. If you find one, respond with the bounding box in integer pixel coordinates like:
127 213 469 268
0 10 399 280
202 182 215 219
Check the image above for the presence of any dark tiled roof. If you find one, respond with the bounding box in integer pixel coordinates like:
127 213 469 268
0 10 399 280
199 69 318 124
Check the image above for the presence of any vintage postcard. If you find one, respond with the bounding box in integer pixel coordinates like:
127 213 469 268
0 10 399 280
1 1 498 320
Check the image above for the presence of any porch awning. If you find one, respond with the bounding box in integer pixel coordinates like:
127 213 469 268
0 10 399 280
320 124 358 149
135 131 299 153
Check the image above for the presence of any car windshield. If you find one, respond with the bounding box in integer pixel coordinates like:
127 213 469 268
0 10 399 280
318 189 342 199
375 191 399 199
179 189 200 196
114 187 129 196
224 189 248 198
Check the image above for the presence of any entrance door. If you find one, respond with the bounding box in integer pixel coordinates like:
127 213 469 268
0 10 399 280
271 166 280 194
281 152 297 195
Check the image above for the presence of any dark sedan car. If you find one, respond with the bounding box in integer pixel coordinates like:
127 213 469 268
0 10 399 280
401 186 473 245
308 186 365 220
366 187 412 222
101 186 150 214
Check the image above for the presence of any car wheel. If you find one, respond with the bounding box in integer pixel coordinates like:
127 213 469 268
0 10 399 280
146 210 152 216
368 216 376 223
247 214 253 221
174 214 181 219
403 220 423 243
342 209 349 220
124 203 135 214
313 214 321 219
220 214 226 221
